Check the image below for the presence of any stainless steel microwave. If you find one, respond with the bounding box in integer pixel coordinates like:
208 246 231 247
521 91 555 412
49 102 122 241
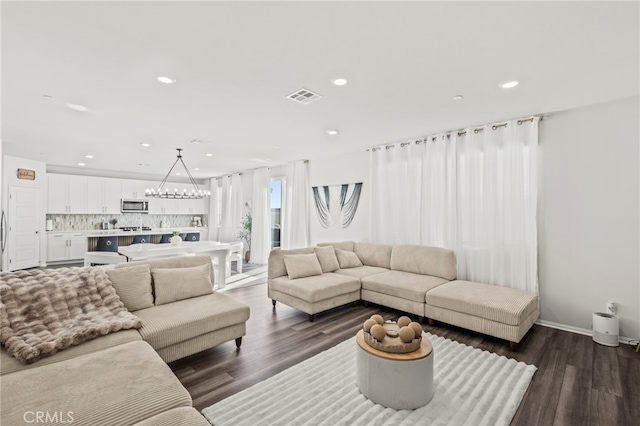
121 199 149 213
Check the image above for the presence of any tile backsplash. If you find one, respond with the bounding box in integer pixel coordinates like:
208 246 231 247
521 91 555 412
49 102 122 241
46 213 206 231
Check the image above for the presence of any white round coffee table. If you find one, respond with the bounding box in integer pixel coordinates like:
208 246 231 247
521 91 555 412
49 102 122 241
356 329 434 410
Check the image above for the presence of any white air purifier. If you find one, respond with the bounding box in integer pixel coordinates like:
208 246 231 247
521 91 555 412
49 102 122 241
592 312 619 347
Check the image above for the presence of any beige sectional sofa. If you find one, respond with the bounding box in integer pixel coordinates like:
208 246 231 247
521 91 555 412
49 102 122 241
268 241 538 349
1 256 250 425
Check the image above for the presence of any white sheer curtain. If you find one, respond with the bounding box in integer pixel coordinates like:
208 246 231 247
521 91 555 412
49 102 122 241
281 160 310 249
250 168 271 264
370 142 421 244
456 119 538 292
208 177 220 241
370 118 539 293
420 134 457 250
218 174 243 242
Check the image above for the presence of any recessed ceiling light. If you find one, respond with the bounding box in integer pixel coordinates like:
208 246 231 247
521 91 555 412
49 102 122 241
43 95 54 100
499 80 519 89
140 143 151 147
331 78 348 86
157 76 175 84
452 95 463 101
84 154 94 159
194 168 200 171
326 129 339 136
77 162 86 166
175 172 181 176
67 103 89 112
205 153 213 157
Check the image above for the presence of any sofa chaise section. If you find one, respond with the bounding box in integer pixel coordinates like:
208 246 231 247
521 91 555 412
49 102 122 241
134 292 250 363
115 255 251 362
425 280 539 349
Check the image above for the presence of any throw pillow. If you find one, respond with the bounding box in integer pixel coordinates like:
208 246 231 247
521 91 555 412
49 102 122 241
152 263 213 305
106 264 153 311
314 246 340 273
336 249 363 269
283 254 323 280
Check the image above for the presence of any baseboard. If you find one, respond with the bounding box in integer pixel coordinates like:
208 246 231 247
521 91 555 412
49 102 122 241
536 319 634 344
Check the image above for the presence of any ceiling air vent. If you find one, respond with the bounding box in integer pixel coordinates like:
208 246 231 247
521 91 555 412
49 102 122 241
286 88 322 105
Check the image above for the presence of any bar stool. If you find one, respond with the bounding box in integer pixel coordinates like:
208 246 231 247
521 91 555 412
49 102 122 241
159 234 172 244
132 235 151 244
84 236 127 267
185 233 200 241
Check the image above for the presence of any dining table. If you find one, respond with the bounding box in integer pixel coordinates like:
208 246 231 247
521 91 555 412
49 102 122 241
117 241 232 289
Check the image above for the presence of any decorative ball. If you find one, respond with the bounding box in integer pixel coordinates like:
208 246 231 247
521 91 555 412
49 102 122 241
363 318 377 333
397 316 411 327
399 326 415 343
409 322 423 338
370 314 384 325
370 324 386 341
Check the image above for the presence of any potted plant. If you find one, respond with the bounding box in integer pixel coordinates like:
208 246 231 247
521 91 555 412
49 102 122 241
238 212 252 262
109 218 118 229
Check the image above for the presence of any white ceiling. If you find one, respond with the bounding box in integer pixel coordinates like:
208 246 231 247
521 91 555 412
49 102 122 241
2 1 639 179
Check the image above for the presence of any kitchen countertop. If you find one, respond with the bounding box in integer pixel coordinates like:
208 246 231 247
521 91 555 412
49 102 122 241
48 227 208 237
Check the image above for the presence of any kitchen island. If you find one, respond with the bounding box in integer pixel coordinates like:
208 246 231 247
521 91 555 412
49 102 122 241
117 241 232 289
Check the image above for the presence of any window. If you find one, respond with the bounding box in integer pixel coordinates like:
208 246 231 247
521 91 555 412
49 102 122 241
270 179 283 248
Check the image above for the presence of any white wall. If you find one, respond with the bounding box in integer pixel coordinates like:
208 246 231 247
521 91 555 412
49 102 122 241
538 96 640 339
1 155 48 269
309 150 370 245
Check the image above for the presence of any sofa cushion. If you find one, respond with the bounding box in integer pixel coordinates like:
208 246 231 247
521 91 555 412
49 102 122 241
133 407 210 426
283 253 323 279
0 329 141 376
270 273 360 303
314 246 340 273
317 241 355 252
134 293 250 350
390 245 457 280
354 242 392 269
426 280 539 326
106 264 154 311
152 263 213 305
268 247 315 279
336 249 363 269
117 255 214 285
362 271 449 303
334 265 390 280
0 341 192 426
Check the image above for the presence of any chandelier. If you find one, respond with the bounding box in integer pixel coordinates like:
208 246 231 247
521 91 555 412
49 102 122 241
146 148 211 199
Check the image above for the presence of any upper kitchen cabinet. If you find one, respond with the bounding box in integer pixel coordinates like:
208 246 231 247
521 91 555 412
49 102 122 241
86 177 121 214
177 198 207 215
121 179 150 199
47 174 87 214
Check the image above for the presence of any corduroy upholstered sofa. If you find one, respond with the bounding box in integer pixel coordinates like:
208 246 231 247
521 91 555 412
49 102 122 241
1 256 250 425
268 241 538 349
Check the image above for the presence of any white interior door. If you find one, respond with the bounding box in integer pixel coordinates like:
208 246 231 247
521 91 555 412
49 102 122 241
7 186 41 271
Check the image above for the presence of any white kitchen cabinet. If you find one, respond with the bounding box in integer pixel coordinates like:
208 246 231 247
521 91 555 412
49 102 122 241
47 174 87 214
86 177 122 214
121 179 150 199
177 198 206 215
47 232 87 262
150 197 178 214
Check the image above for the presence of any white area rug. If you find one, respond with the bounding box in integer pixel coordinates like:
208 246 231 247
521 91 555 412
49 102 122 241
202 332 537 426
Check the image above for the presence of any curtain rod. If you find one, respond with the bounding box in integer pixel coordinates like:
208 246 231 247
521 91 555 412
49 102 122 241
210 159 309 180
367 115 545 152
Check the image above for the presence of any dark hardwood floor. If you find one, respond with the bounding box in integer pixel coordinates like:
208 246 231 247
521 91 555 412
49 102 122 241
169 282 640 425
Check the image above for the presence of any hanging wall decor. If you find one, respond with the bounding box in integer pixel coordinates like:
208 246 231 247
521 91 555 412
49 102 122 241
312 182 363 228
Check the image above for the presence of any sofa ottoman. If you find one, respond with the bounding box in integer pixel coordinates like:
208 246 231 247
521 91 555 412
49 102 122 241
425 280 539 349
